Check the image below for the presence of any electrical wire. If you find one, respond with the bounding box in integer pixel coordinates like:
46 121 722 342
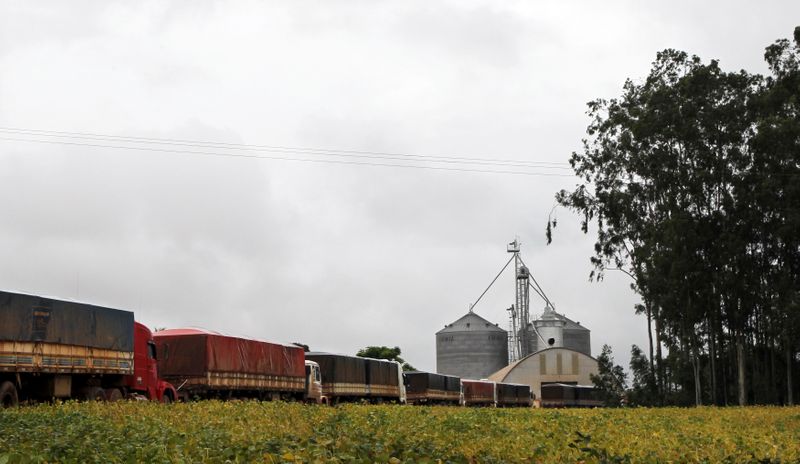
0 136 576 177
0 127 572 170
0 136 575 177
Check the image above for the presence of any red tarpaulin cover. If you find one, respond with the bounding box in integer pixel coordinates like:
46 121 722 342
154 328 305 379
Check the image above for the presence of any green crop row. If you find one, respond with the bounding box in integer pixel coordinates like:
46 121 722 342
0 401 798 463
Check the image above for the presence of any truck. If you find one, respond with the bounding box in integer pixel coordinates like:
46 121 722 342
305 352 406 404
0 290 176 407
153 328 323 403
403 371 461 405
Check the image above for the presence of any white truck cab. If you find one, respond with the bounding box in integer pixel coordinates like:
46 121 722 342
304 360 326 404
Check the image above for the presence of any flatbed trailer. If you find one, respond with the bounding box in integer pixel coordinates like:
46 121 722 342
153 328 307 401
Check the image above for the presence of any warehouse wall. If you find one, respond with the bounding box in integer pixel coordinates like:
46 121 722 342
488 347 598 399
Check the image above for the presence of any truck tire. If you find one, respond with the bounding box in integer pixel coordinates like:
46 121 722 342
105 388 123 402
162 391 173 404
0 381 19 408
81 386 107 402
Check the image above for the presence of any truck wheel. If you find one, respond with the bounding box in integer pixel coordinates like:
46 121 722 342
81 387 107 402
0 381 19 408
162 392 173 404
105 388 123 402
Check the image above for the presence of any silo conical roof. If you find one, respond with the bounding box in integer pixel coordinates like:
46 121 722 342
536 306 589 331
436 311 506 334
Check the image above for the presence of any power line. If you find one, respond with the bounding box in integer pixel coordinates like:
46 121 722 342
0 136 576 177
0 127 572 170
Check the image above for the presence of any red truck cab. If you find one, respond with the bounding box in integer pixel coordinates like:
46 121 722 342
124 322 176 402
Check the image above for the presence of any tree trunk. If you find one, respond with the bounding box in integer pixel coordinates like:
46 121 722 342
721 326 729 406
769 337 776 404
709 318 717 405
788 342 794 406
655 315 665 403
737 333 747 406
646 302 655 386
692 338 702 406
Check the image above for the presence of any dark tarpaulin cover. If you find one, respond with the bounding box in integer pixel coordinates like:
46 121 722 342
574 385 598 401
364 357 398 387
403 371 428 393
515 384 532 400
495 382 517 403
154 329 305 379
444 375 461 392
0 290 134 351
404 371 448 393
306 352 366 384
541 383 576 401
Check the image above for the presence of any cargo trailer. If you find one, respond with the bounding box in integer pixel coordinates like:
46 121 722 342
540 383 575 407
153 328 316 401
540 383 599 407
573 384 602 407
461 379 495 406
0 290 175 407
306 352 405 404
403 371 461 405
514 383 533 407
495 382 532 407
495 382 517 407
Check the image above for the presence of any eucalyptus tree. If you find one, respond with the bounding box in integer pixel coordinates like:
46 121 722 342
549 27 799 406
751 26 800 405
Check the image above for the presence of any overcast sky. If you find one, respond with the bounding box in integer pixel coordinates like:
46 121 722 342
1 1 798 372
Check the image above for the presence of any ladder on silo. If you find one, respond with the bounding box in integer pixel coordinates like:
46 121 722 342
506 305 518 363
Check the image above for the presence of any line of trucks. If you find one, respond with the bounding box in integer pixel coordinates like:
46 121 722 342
0 290 534 408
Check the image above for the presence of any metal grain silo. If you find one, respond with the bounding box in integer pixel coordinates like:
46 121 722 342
532 306 565 352
436 311 508 380
562 318 591 356
531 306 591 356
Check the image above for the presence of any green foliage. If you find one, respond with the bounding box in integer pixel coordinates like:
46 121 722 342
551 26 800 406
628 345 659 407
591 344 627 407
356 346 416 371
0 401 798 462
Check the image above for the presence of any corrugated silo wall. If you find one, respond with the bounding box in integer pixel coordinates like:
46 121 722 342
436 331 508 379
527 332 540 355
563 328 591 356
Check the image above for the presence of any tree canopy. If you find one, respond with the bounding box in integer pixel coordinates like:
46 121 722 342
356 346 416 371
550 27 800 406
590 344 628 407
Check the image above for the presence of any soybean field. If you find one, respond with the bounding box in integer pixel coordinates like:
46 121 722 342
0 402 798 463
